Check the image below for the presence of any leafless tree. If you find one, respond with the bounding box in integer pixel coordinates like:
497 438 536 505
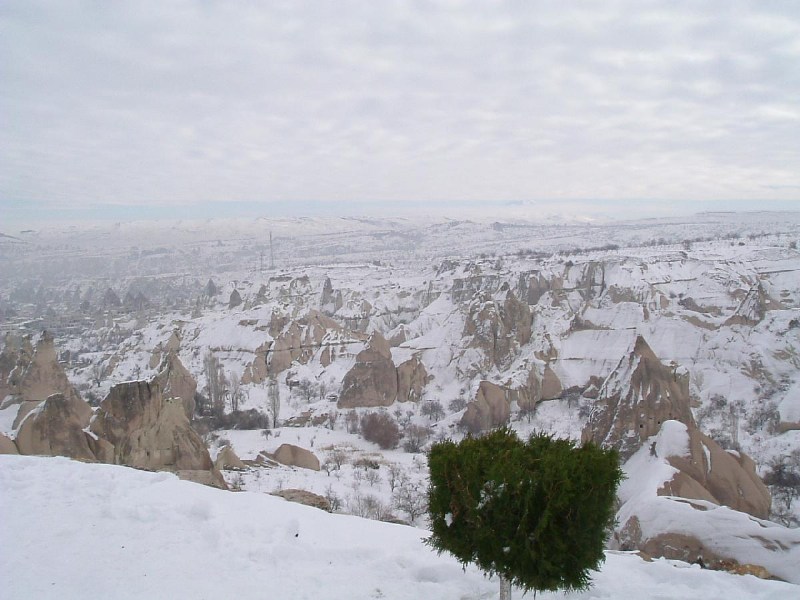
392 473 428 524
203 351 227 417
229 374 244 413
268 375 281 428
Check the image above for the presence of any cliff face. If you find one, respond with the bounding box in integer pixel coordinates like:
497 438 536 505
583 336 695 461
338 332 398 409
1 331 82 408
15 392 95 461
89 380 225 488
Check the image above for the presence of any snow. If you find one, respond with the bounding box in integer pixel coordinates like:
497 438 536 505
0 404 20 436
778 378 800 424
1 455 797 600
617 422 800 584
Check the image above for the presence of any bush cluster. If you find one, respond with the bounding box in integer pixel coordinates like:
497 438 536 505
360 412 401 449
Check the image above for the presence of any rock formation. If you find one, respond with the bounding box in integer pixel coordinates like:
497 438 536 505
0 333 33 404
214 445 246 471
659 424 770 519
614 421 795 581
583 336 694 461
396 355 429 402
460 381 511 433
267 311 348 377
89 380 226 488
0 432 19 454
15 392 95 461
153 351 197 419
4 331 82 407
273 488 331 511
272 443 320 471
338 333 398 408
462 286 531 372
228 289 242 309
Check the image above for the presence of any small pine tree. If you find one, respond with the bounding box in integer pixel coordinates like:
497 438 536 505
427 428 622 598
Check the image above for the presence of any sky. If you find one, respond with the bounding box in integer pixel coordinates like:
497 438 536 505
1 1 799 229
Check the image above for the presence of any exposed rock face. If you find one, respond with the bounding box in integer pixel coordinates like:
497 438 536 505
460 381 510 433
267 311 348 377
153 351 197 419
338 333 398 408
272 443 320 471
540 364 563 400
89 380 225 488
3 331 82 408
228 289 242 309
320 276 343 314
0 333 33 404
614 421 796 582
518 271 559 305
583 336 694 461
15 393 95 461
149 330 182 369
273 488 331 511
462 287 531 372
0 432 19 454
396 355 429 402
724 282 780 327
214 445 246 471
660 425 771 519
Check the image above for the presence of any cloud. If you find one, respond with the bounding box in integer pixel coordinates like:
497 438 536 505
1 0 798 223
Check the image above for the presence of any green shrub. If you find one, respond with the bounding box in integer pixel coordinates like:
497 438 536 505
427 428 622 595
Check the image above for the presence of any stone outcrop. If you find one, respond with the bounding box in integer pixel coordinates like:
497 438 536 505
214 445 247 471
153 351 197 419
272 443 320 471
89 380 225 488
0 432 19 454
0 333 34 404
540 364 563 400
659 425 771 519
462 286 531 372
320 276 344 314
583 336 694 461
724 282 780 327
273 488 331 511
149 330 181 369
396 355 429 402
614 421 796 582
338 333 398 408
1 331 82 408
460 381 511 433
267 311 349 377
15 392 95 461
228 289 243 309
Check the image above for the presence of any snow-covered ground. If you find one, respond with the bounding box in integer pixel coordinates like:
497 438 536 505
1 455 795 600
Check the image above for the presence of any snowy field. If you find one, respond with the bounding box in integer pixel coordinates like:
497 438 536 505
1 455 796 600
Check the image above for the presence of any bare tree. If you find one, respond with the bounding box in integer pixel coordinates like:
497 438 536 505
229 374 244 413
268 376 281 428
392 473 428 524
203 351 227 418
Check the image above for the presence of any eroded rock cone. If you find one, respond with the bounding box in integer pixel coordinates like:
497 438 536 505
89 380 225 488
583 336 694 461
15 392 95 461
338 332 398 408
153 351 197 419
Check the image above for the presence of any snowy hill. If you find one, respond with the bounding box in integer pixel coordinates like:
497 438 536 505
1 455 795 600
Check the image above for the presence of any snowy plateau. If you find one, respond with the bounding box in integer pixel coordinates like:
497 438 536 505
1 211 800 599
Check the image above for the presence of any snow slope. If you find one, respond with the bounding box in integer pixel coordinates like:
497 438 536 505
1 455 796 600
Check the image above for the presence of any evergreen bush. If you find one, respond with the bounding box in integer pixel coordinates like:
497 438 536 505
427 428 622 596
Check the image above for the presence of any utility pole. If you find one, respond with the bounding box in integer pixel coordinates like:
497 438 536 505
269 232 275 269
259 250 264 273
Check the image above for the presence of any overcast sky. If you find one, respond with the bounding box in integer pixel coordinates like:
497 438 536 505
1 1 799 228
